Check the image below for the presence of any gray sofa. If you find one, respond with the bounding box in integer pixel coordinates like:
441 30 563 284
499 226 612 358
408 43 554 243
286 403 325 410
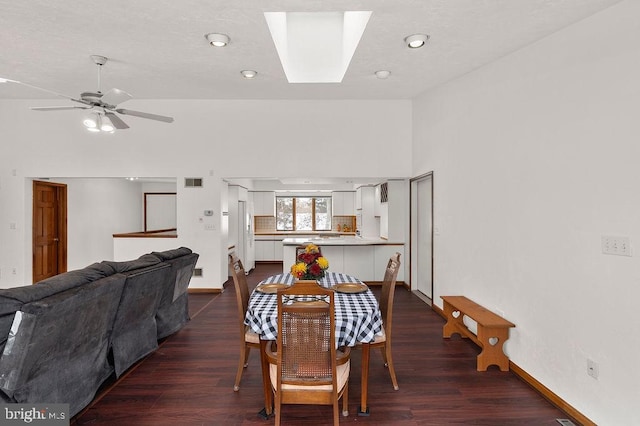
0 247 198 417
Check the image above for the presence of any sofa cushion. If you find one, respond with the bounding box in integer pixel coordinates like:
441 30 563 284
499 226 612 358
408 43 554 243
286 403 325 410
101 253 162 273
0 262 117 353
155 252 199 339
151 247 192 261
0 273 126 416
110 263 170 377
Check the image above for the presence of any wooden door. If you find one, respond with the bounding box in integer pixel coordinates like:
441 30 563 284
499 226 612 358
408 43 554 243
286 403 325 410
33 181 67 283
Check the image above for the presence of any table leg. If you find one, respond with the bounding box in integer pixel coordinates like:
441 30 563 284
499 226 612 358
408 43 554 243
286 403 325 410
358 343 370 416
259 339 273 417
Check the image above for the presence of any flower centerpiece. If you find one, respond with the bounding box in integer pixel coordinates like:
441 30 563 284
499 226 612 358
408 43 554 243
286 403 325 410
290 243 329 280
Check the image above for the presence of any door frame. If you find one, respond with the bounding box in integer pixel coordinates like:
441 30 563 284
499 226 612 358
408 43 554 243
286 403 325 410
409 172 434 300
32 180 68 282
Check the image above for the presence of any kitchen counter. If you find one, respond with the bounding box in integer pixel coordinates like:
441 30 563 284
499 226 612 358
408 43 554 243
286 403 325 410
282 237 405 281
255 232 355 237
283 236 399 246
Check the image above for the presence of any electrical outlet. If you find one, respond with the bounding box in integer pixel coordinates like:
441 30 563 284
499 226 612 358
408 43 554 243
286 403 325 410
204 223 216 231
587 359 599 379
602 236 631 256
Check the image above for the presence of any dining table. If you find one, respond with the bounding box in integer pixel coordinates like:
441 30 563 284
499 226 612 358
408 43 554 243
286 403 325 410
244 271 383 417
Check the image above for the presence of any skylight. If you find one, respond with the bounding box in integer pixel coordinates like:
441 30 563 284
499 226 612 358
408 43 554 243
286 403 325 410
264 11 372 83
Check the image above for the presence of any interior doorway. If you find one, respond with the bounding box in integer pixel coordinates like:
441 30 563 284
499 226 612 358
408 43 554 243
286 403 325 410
32 180 67 283
410 173 433 302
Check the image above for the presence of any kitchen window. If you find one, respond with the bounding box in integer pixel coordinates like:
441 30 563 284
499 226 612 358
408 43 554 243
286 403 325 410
276 196 332 231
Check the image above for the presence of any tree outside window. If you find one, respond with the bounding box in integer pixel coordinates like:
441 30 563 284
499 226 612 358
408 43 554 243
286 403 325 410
276 196 332 231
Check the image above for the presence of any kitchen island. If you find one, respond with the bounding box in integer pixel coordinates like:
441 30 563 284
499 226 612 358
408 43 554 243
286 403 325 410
283 236 404 283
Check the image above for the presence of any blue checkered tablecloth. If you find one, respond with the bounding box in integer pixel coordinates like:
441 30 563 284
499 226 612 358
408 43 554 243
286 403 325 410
245 272 383 347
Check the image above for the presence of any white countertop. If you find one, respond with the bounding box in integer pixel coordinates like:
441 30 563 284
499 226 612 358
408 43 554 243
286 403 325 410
282 236 402 246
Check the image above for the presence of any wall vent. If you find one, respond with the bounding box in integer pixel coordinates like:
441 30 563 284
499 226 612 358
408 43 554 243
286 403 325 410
192 268 203 277
185 178 203 188
380 182 388 203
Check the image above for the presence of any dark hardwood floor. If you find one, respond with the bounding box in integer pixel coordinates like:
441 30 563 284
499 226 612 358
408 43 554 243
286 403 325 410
73 263 577 425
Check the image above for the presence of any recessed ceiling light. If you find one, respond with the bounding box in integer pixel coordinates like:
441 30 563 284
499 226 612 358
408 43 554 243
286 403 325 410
241 70 257 79
205 33 230 47
404 34 429 48
375 70 391 79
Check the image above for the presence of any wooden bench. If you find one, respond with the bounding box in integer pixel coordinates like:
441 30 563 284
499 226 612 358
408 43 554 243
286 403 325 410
441 296 515 372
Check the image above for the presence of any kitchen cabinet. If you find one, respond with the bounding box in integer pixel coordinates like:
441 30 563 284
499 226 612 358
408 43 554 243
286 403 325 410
356 186 374 211
252 191 275 216
356 186 377 238
374 245 405 281
343 246 375 281
332 191 355 216
255 235 284 261
321 246 344 273
255 239 274 261
273 238 283 261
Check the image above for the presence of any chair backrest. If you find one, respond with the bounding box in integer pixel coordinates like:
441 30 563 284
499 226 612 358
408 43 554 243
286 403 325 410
379 252 401 334
276 280 336 387
229 254 250 335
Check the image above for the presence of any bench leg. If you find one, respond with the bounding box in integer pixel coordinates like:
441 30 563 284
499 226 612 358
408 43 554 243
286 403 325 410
476 327 510 371
442 301 467 338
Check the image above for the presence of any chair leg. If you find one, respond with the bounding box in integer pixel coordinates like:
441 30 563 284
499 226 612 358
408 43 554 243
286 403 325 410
275 394 282 426
333 399 339 426
342 380 349 417
384 344 399 391
234 344 247 391
244 346 251 367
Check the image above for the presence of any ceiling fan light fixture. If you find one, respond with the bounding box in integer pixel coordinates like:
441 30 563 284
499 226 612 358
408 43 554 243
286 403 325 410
83 115 97 128
404 33 429 48
100 113 116 132
205 33 230 47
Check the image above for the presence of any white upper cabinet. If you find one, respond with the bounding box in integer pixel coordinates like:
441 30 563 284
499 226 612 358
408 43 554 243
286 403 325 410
252 191 275 216
332 191 355 216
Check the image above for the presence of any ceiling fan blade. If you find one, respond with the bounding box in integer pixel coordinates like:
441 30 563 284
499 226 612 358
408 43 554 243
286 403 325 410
116 108 174 123
104 112 130 129
31 106 92 111
1 77 88 105
100 88 133 107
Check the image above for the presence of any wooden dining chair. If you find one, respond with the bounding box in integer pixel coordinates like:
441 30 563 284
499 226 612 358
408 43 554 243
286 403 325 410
228 254 261 391
265 280 350 426
358 252 401 390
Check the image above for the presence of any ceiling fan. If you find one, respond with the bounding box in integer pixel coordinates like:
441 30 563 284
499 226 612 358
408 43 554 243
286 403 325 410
0 55 174 132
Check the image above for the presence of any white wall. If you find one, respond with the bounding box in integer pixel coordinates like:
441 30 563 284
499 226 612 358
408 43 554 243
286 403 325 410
57 178 142 270
412 1 640 424
0 100 411 288
141 181 177 230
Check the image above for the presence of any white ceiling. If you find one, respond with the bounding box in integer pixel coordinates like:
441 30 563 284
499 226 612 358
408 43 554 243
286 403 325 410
0 0 623 101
